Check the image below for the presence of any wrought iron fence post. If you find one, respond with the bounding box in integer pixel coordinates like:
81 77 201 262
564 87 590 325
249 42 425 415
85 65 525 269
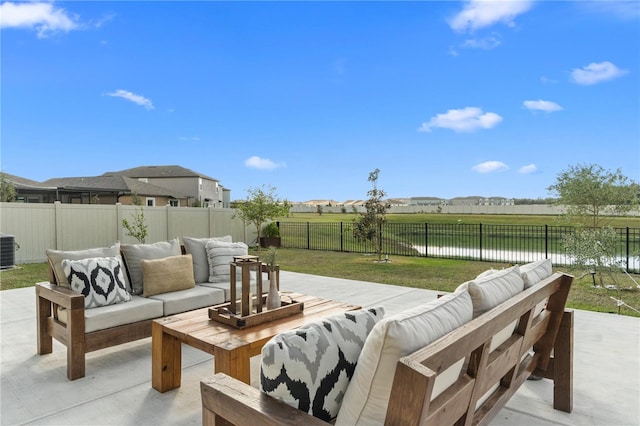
545 224 548 259
340 222 344 252
626 226 630 273
307 222 310 250
479 223 483 262
424 222 428 258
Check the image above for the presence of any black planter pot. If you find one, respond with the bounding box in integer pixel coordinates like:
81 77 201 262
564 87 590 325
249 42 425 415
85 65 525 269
259 237 281 248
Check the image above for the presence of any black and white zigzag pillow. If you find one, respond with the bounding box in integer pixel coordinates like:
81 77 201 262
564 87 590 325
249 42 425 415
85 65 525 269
62 256 131 309
260 306 384 422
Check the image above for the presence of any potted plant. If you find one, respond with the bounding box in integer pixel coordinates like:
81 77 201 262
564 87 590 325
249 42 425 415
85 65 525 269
260 222 281 248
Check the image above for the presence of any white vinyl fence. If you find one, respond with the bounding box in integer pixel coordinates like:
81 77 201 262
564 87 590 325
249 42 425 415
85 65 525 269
0 202 254 264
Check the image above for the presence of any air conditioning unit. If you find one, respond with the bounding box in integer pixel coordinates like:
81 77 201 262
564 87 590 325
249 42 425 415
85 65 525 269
0 233 16 269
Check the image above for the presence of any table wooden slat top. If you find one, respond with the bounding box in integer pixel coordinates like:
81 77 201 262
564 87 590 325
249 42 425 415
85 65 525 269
151 292 360 392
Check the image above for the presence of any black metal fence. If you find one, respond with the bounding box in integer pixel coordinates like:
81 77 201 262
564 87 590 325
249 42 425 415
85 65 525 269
277 222 640 273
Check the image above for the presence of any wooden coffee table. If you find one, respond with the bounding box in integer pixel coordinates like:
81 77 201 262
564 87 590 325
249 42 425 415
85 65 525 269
151 293 360 392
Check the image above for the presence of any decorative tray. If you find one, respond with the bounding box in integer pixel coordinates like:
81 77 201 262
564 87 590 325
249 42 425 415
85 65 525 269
208 295 304 329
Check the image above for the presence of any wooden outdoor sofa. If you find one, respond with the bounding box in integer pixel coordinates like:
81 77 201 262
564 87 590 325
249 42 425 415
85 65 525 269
36 237 274 380
201 268 574 426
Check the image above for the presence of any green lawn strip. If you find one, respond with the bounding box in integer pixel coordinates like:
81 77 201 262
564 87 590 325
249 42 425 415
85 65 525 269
3 248 639 317
0 262 49 291
282 212 640 227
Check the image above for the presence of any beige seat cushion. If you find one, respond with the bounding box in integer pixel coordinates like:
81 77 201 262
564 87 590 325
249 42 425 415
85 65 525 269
149 285 226 316
141 254 195 297
57 295 163 333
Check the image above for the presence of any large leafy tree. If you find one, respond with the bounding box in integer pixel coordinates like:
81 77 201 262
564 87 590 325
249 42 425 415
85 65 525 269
547 163 638 227
234 185 291 248
548 164 639 285
353 168 391 261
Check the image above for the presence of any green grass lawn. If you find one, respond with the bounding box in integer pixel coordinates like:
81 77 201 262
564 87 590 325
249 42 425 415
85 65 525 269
282 212 640 227
3 248 639 317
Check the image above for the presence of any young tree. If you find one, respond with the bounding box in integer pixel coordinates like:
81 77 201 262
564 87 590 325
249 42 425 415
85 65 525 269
234 185 291 249
122 193 148 243
0 173 16 202
547 163 638 227
548 164 639 285
353 168 391 261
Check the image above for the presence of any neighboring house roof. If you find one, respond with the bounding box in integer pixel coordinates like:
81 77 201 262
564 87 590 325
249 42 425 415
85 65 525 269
103 165 219 182
2 173 57 190
42 176 187 198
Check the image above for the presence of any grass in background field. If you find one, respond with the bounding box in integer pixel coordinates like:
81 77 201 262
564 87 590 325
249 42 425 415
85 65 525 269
282 212 640 227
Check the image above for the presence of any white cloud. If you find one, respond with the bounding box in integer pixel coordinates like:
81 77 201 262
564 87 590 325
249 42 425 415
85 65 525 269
471 161 509 173
460 36 501 50
418 107 502 133
106 89 154 110
579 1 640 20
449 0 533 32
571 61 628 85
244 156 284 171
0 1 79 38
518 164 537 174
523 99 563 112
472 161 509 173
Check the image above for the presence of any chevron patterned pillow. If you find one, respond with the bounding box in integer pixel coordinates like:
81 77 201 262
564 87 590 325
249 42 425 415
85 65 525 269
260 307 385 422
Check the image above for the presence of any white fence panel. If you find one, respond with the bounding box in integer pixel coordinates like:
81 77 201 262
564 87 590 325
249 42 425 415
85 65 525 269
0 202 251 264
1 203 56 263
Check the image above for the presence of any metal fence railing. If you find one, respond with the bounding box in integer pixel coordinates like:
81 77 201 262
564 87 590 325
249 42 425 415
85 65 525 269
278 222 640 273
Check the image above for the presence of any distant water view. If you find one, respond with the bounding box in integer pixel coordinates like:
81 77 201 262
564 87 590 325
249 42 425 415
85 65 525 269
412 245 640 272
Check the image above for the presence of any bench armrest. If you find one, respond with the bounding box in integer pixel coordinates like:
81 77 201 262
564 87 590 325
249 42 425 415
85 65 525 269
36 281 85 310
201 373 329 426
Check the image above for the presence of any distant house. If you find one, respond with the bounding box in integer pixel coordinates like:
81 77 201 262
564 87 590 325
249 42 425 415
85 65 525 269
2 165 230 207
103 165 230 208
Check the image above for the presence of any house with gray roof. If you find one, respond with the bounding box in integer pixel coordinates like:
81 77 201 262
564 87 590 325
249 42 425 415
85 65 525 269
1 165 230 207
103 165 229 208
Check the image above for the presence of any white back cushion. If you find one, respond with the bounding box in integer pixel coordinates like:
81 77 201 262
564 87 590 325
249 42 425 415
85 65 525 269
182 236 232 283
205 240 249 283
520 259 553 288
466 265 524 318
335 291 473 425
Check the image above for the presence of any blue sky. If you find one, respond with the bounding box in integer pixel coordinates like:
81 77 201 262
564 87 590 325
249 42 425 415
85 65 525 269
2 1 639 202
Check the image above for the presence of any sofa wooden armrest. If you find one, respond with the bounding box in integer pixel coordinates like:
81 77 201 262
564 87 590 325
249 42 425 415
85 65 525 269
201 374 328 426
36 281 87 380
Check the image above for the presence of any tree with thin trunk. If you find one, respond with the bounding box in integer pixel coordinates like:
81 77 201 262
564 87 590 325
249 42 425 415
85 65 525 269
548 163 639 286
353 168 391 261
234 185 291 249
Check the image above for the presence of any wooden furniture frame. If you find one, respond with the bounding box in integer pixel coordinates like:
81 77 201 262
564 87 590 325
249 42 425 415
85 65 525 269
36 264 158 381
35 253 279 381
201 272 574 426
153 293 359 393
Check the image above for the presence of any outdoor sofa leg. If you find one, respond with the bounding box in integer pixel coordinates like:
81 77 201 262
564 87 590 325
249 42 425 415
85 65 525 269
553 310 573 413
67 308 86 380
36 290 52 355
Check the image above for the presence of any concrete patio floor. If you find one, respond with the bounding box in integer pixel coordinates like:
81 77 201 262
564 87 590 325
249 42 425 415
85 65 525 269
1 271 639 425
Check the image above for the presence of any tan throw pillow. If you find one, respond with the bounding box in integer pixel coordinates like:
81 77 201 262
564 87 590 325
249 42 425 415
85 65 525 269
121 238 182 294
141 254 195 297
